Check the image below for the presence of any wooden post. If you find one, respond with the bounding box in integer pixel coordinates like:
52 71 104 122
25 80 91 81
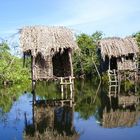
109 57 111 71
69 76 73 99
31 55 35 81
108 85 111 105
68 50 75 92
134 71 137 93
68 51 73 77
108 58 111 86
118 72 121 94
60 77 64 99
124 71 126 92
31 55 36 92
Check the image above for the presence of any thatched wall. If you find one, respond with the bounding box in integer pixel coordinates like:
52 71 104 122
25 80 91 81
118 95 140 107
32 49 71 80
117 59 137 71
102 109 140 128
98 37 139 60
33 54 53 80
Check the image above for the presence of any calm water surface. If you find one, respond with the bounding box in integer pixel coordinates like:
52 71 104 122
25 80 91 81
0 80 140 140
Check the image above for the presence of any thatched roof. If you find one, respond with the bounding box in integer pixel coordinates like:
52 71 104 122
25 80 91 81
20 26 79 58
98 37 139 60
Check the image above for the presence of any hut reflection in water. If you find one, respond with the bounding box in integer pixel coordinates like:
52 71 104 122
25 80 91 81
24 92 79 140
97 88 140 128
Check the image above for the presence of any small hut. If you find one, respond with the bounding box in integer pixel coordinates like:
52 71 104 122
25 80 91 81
98 37 139 73
20 26 79 82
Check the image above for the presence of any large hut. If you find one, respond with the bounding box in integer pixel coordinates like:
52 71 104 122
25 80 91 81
98 37 139 73
20 26 79 82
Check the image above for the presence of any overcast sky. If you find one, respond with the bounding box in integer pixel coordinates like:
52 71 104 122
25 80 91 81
0 0 140 38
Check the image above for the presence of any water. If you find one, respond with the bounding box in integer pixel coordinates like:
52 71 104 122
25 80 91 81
0 80 140 140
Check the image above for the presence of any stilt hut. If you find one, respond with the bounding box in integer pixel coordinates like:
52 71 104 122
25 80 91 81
98 37 139 86
98 37 139 73
20 26 79 82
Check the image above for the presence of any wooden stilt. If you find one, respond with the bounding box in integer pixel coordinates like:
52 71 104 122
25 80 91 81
118 72 121 94
68 51 73 77
60 77 64 99
69 77 73 99
31 55 35 81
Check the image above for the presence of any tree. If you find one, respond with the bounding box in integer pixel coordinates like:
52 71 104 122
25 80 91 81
0 42 30 85
133 32 140 48
73 31 103 78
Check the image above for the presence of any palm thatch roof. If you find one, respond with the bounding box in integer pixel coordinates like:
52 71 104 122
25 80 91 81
20 26 79 58
98 37 139 60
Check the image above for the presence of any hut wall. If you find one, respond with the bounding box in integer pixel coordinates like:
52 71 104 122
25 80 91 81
103 110 140 128
52 49 71 77
100 55 137 72
34 54 53 80
32 49 72 80
117 60 137 71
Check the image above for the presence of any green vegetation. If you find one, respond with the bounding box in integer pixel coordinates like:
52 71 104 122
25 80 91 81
0 42 30 85
133 31 140 48
73 31 102 78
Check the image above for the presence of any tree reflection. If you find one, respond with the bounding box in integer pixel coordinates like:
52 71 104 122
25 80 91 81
74 79 101 120
35 81 60 99
0 83 30 113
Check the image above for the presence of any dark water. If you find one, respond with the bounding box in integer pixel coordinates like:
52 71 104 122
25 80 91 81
0 80 140 140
